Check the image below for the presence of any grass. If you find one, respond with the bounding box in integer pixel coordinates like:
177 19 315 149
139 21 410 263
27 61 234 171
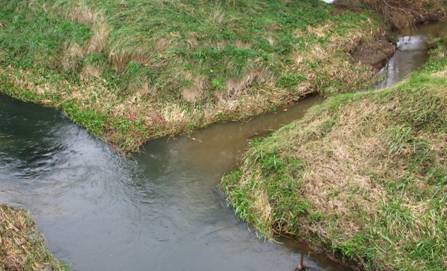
350 0 446 30
0 204 67 271
221 43 447 270
0 0 382 153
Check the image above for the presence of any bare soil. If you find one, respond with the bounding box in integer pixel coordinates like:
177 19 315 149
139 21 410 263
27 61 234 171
351 37 396 70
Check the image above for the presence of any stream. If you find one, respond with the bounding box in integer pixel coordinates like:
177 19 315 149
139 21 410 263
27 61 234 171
0 21 445 271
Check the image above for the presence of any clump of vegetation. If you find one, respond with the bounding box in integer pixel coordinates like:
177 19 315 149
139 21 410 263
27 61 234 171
222 44 447 270
0 204 66 271
340 0 446 29
0 0 382 152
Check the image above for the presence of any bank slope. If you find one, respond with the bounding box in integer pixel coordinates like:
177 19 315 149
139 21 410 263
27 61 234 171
222 45 447 270
0 205 66 271
0 0 381 153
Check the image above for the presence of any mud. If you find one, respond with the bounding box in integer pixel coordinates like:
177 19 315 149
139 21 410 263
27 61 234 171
351 37 396 70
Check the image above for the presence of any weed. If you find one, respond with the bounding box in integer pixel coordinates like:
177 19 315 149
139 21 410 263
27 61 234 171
0 0 381 152
222 42 447 270
0 205 67 271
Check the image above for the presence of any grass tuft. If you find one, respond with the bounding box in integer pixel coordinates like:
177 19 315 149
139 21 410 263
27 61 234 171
0 0 383 153
222 41 447 270
0 204 67 271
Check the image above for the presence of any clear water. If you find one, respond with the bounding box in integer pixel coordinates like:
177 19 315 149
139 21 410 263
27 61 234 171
375 22 447 89
0 95 346 271
1 20 444 271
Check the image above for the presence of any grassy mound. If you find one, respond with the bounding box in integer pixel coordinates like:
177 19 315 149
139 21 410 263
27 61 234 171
0 204 66 271
222 45 447 270
0 0 381 152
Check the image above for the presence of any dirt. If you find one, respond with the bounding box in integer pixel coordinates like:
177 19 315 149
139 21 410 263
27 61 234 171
334 0 446 30
330 1 396 71
351 37 396 70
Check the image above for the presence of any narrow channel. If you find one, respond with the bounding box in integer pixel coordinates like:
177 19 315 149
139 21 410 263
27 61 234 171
0 22 444 271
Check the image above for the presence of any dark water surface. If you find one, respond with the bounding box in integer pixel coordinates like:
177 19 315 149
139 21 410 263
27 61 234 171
0 94 347 271
1 20 445 271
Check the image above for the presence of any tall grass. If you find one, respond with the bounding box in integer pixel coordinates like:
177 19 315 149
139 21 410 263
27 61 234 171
222 43 447 271
0 0 381 152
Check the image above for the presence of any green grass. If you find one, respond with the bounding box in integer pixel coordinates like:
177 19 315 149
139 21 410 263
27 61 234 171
0 204 67 271
221 44 447 270
0 3 91 69
0 0 381 152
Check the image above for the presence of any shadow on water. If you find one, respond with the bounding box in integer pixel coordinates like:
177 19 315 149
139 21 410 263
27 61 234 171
1 21 445 271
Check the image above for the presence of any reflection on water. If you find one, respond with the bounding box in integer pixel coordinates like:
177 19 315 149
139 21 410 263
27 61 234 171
0 94 345 271
375 22 447 89
2 20 444 271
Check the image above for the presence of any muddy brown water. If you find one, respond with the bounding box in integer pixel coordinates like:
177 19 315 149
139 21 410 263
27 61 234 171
0 22 445 271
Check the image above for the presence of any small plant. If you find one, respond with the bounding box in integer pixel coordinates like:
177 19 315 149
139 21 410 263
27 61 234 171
276 73 306 89
221 41 447 271
386 125 413 155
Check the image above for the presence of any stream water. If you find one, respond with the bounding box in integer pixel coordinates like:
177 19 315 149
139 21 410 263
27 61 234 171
0 22 445 271
375 22 447 89
0 95 341 271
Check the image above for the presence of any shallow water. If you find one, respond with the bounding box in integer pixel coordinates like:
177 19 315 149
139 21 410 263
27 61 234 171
0 94 349 271
375 22 447 89
1 20 445 271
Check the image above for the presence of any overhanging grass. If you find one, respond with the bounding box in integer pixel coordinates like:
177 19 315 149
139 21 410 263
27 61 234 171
0 0 380 152
221 44 447 270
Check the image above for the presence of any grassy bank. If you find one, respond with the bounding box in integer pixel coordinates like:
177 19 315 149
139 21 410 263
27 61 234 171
221 43 447 270
0 204 66 271
0 0 382 152
347 0 446 30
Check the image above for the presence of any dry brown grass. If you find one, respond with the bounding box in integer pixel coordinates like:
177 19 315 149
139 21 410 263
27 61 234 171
252 189 272 228
292 21 379 94
340 0 447 29
57 3 110 79
223 59 447 269
219 69 271 101
290 84 445 222
86 22 109 54
61 43 84 71
0 205 65 271
292 101 389 231
80 64 102 80
65 2 151 72
64 3 109 56
0 0 387 153
180 72 207 103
